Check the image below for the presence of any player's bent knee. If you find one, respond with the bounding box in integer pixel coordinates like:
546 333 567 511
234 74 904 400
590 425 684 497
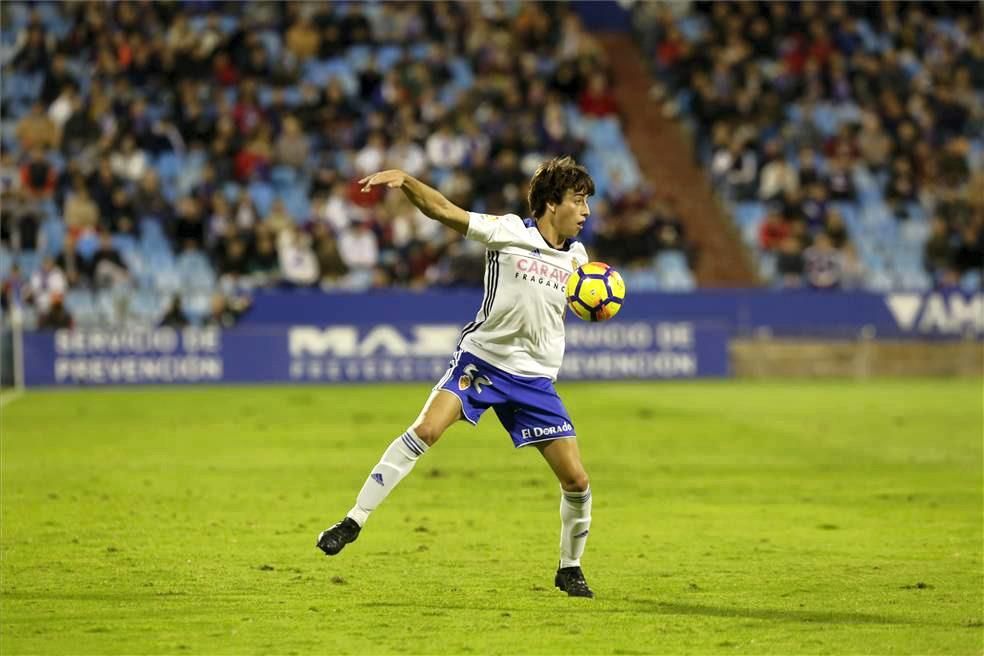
411 422 444 446
560 472 590 493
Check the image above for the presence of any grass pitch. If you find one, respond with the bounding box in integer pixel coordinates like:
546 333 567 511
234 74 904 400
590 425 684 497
1 379 981 655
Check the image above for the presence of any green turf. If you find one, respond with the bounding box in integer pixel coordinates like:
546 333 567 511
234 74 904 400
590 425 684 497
1 380 981 655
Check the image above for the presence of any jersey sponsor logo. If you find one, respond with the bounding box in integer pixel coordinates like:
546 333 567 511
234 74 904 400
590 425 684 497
458 363 492 393
515 256 569 291
520 421 574 439
516 257 571 281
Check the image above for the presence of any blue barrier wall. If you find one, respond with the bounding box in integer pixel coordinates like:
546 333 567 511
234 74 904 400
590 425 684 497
243 290 984 339
22 321 729 386
19 290 982 387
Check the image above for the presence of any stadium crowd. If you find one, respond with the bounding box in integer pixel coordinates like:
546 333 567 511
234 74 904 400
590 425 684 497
1 1 687 329
633 1 983 290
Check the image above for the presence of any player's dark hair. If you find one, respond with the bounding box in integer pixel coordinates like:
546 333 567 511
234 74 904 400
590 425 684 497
528 156 595 218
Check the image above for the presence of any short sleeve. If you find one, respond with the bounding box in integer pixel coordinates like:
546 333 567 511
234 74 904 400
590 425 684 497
465 212 533 249
570 241 590 268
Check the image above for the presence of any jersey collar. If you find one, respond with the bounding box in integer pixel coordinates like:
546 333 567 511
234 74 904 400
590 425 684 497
524 217 573 251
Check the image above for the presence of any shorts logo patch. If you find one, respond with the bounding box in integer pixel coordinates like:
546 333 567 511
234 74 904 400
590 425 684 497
460 363 492 394
521 422 574 439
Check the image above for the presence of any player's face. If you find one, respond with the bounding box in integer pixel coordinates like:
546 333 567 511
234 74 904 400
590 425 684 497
552 189 590 238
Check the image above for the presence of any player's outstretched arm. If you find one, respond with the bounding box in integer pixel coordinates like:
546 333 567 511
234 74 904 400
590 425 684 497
360 170 469 235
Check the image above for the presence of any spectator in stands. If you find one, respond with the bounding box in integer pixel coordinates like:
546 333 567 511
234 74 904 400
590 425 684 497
924 217 955 277
824 150 857 201
133 171 170 222
110 134 148 183
63 176 99 234
55 233 90 289
274 116 310 170
278 225 319 287
159 295 189 328
47 81 79 133
286 15 321 61
758 211 790 253
953 226 984 275
40 53 75 106
38 293 72 330
803 234 842 290
355 132 388 177
775 236 805 288
857 112 892 174
91 231 129 290
0 264 28 312
839 244 866 290
425 121 469 170
247 230 280 286
61 92 102 159
173 198 206 252
19 149 57 200
204 292 251 328
338 218 379 288
758 140 799 202
824 209 850 250
386 131 428 178
264 199 293 237
711 134 757 200
578 72 618 119
25 257 67 314
312 224 348 288
16 103 59 152
12 19 53 73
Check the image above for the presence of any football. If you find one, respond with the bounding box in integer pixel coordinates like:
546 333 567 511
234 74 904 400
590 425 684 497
566 261 626 322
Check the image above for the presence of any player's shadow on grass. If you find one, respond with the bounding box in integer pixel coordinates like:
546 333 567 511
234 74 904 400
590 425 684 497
369 600 922 626
632 600 917 626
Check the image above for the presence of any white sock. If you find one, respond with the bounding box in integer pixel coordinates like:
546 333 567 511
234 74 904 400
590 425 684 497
346 429 428 527
559 486 592 568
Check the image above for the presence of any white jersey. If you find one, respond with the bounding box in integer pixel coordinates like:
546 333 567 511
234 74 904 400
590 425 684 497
458 212 589 380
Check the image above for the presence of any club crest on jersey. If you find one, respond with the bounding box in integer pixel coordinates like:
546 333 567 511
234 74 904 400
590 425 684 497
458 363 492 393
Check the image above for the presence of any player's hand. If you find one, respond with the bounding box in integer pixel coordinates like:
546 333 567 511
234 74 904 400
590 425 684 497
359 170 408 192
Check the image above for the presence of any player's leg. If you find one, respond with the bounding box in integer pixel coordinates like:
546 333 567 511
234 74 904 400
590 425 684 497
536 437 594 598
316 390 462 556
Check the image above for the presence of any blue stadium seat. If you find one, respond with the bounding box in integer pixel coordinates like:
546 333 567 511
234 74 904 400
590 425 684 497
65 289 99 328
248 182 275 217
271 165 298 190
17 250 40 275
156 152 183 183
375 45 404 71
960 271 982 292
40 218 65 257
176 251 216 292
655 251 690 276
0 245 12 278
283 189 310 223
181 292 212 324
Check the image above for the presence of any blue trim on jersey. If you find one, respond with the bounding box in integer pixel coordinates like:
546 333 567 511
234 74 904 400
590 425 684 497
457 250 499 347
524 217 574 252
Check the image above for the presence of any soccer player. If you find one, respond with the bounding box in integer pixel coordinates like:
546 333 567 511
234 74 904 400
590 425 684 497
317 156 596 598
